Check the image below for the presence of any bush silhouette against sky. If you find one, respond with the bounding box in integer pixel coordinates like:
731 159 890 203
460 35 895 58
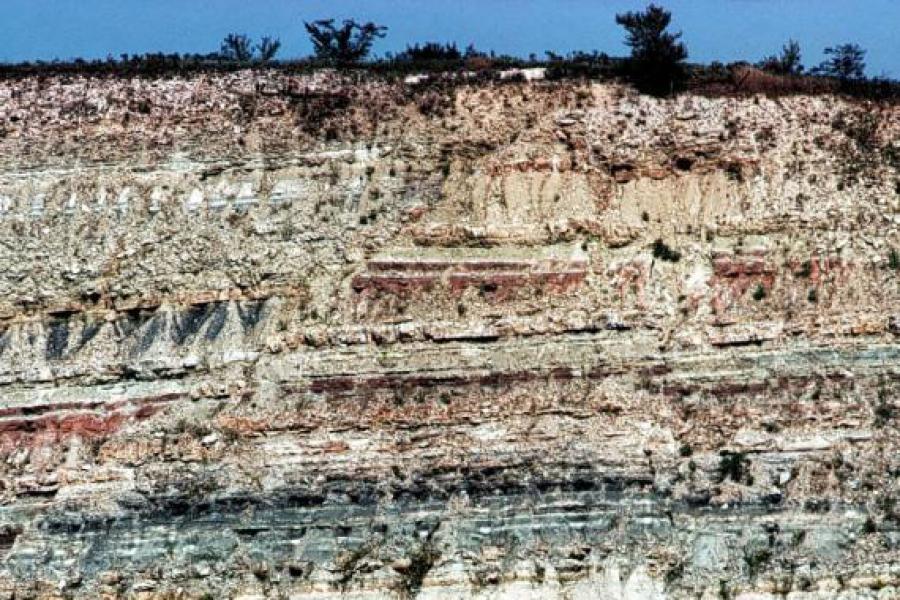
1 0 897 77
615 4 688 95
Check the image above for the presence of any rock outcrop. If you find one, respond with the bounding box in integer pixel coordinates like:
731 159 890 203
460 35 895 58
0 70 898 599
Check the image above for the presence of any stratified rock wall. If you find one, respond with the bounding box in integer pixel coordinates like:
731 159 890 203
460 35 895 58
0 70 898 599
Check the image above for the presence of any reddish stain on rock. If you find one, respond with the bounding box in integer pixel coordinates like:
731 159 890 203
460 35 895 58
0 395 175 448
353 256 587 301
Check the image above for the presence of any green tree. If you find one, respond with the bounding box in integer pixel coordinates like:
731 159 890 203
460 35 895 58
760 39 803 75
814 43 866 80
615 4 688 96
256 36 282 63
220 33 253 63
304 19 387 66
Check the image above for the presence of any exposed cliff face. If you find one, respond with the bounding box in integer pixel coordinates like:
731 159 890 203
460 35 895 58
0 69 898 599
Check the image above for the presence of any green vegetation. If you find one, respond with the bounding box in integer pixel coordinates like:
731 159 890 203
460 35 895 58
396 527 441 599
652 239 681 262
759 39 803 76
814 43 867 81
220 33 281 64
752 283 767 301
717 450 751 484
1 7 898 102
615 3 688 96
863 516 878 533
889 248 900 270
874 389 895 426
256 36 282 63
220 33 253 63
743 547 772 579
395 42 462 62
335 540 377 589
304 19 387 67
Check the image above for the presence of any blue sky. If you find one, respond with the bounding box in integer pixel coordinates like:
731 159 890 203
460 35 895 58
2 1 898 76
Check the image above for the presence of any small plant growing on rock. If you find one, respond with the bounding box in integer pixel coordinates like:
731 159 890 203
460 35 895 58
879 497 900 524
395 527 441 599
743 547 772 579
752 283 767 301
717 450 751 484
863 516 878 533
336 540 377 589
888 248 900 270
652 239 681 262
874 396 894 427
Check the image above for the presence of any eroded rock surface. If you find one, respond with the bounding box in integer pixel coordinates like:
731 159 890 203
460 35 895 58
0 70 898 599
